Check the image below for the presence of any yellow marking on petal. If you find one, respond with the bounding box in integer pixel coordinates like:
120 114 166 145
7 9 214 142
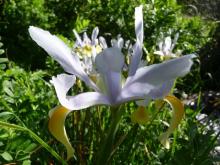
82 45 92 56
48 106 74 160
155 99 165 110
131 106 150 125
159 95 184 149
95 45 102 54
76 44 102 58
89 74 97 84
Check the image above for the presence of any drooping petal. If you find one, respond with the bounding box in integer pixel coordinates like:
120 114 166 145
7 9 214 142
50 74 111 110
28 26 99 91
116 82 152 104
128 5 144 76
136 97 151 106
149 80 174 99
158 95 184 149
48 106 74 160
125 54 195 88
129 80 173 107
131 106 150 124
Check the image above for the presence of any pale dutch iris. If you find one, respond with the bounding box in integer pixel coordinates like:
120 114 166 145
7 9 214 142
154 33 181 58
29 5 194 160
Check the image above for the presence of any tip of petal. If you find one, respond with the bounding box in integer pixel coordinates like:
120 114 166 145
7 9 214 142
131 106 150 125
159 133 170 149
48 106 74 160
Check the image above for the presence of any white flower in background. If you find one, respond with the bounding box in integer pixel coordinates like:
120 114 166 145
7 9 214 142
154 33 181 58
29 5 195 159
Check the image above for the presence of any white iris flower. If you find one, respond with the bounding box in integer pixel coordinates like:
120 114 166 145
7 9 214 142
29 5 194 159
154 33 181 58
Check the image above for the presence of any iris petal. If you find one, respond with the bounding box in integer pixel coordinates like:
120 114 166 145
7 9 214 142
28 26 99 91
131 106 150 124
125 54 195 89
51 74 111 110
48 106 74 160
159 95 184 149
128 5 144 76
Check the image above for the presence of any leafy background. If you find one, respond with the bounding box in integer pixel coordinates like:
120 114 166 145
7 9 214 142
0 0 220 164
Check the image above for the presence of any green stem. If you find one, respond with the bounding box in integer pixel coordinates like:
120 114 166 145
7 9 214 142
97 106 123 165
0 121 67 164
171 130 177 157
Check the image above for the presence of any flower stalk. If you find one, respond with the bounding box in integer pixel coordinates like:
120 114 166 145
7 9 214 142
97 106 123 165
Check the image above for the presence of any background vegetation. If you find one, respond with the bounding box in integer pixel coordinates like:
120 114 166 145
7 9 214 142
0 0 219 164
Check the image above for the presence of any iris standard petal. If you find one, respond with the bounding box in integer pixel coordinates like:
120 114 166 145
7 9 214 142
128 5 144 76
99 36 108 49
102 71 122 103
95 47 124 102
29 26 99 91
170 33 179 51
163 36 172 53
95 47 124 73
50 74 111 110
91 27 99 45
48 106 74 160
135 5 144 44
73 29 83 46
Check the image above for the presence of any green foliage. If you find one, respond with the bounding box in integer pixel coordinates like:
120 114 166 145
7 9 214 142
0 62 60 164
0 0 215 70
1 0 57 68
0 0 219 164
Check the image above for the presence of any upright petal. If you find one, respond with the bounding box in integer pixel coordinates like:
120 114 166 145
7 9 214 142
99 36 108 49
135 5 144 44
95 48 124 102
170 33 179 51
128 5 144 76
73 29 83 46
163 36 172 54
102 71 122 103
91 27 99 45
50 74 111 110
95 47 124 73
28 26 99 91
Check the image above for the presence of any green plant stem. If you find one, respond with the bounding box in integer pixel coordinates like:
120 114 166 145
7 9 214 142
96 106 123 165
0 121 67 164
171 130 177 157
